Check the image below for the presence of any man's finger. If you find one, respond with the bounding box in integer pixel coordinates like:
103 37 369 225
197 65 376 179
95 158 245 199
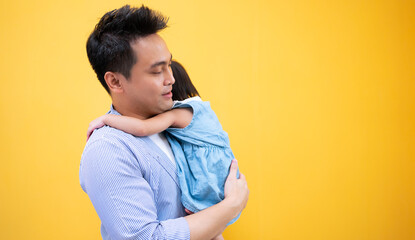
227 159 238 179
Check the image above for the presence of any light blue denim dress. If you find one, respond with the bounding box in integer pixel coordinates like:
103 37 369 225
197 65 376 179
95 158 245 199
165 97 240 225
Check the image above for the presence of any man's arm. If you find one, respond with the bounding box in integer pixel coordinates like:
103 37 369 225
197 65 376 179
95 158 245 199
185 159 249 240
80 136 248 240
80 137 190 240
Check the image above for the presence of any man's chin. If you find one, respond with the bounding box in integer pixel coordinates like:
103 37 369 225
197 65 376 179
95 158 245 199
154 101 173 115
163 99 174 110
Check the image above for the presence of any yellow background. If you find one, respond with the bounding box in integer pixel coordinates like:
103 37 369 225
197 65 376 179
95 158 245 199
1 0 414 239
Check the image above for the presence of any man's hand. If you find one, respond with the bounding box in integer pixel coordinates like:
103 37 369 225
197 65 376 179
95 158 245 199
223 159 249 217
211 234 224 240
185 159 249 240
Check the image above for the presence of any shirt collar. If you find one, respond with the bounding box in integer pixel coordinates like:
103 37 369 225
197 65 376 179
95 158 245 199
109 105 121 115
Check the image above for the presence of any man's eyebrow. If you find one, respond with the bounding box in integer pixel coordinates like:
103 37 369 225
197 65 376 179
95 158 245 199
150 54 173 68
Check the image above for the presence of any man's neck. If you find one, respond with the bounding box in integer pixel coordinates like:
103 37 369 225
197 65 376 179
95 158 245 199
112 101 148 120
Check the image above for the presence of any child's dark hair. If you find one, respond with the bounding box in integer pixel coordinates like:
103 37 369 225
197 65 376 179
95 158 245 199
171 61 200 101
86 5 168 94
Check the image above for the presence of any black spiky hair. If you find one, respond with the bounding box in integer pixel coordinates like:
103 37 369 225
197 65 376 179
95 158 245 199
86 5 169 94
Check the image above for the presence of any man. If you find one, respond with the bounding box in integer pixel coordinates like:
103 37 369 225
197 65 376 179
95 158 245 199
80 5 249 240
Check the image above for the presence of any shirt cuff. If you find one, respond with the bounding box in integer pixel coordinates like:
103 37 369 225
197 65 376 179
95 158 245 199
160 217 190 240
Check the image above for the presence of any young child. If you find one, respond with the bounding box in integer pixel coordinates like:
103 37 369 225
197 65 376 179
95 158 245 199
87 60 240 225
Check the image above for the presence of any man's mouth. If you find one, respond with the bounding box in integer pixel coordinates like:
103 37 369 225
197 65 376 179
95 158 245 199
162 91 172 98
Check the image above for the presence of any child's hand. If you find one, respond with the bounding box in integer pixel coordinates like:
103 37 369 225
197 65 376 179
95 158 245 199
87 115 108 141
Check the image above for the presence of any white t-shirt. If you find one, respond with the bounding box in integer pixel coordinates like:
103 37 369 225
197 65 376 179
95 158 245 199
148 97 201 165
148 133 175 165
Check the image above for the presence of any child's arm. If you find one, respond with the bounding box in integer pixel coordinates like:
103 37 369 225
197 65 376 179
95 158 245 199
103 108 192 136
87 108 193 140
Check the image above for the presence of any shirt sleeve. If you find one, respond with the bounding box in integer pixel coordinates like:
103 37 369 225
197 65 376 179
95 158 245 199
80 137 190 240
167 101 229 148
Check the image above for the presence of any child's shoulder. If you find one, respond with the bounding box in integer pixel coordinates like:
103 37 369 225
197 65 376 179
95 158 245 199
173 96 209 109
173 96 202 106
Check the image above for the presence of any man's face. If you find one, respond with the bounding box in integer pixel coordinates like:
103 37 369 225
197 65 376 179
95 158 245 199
121 34 175 118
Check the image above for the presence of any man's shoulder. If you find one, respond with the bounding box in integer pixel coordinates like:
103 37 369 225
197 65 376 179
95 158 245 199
80 126 153 173
88 125 129 142
79 126 150 193
82 126 148 155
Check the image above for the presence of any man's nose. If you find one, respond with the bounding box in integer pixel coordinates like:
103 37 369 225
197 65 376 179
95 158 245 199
164 68 175 85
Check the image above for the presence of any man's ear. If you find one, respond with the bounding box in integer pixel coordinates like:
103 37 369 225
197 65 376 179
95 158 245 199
104 72 123 94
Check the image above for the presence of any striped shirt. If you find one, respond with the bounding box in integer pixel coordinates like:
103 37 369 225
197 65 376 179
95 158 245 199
79 106 190 240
